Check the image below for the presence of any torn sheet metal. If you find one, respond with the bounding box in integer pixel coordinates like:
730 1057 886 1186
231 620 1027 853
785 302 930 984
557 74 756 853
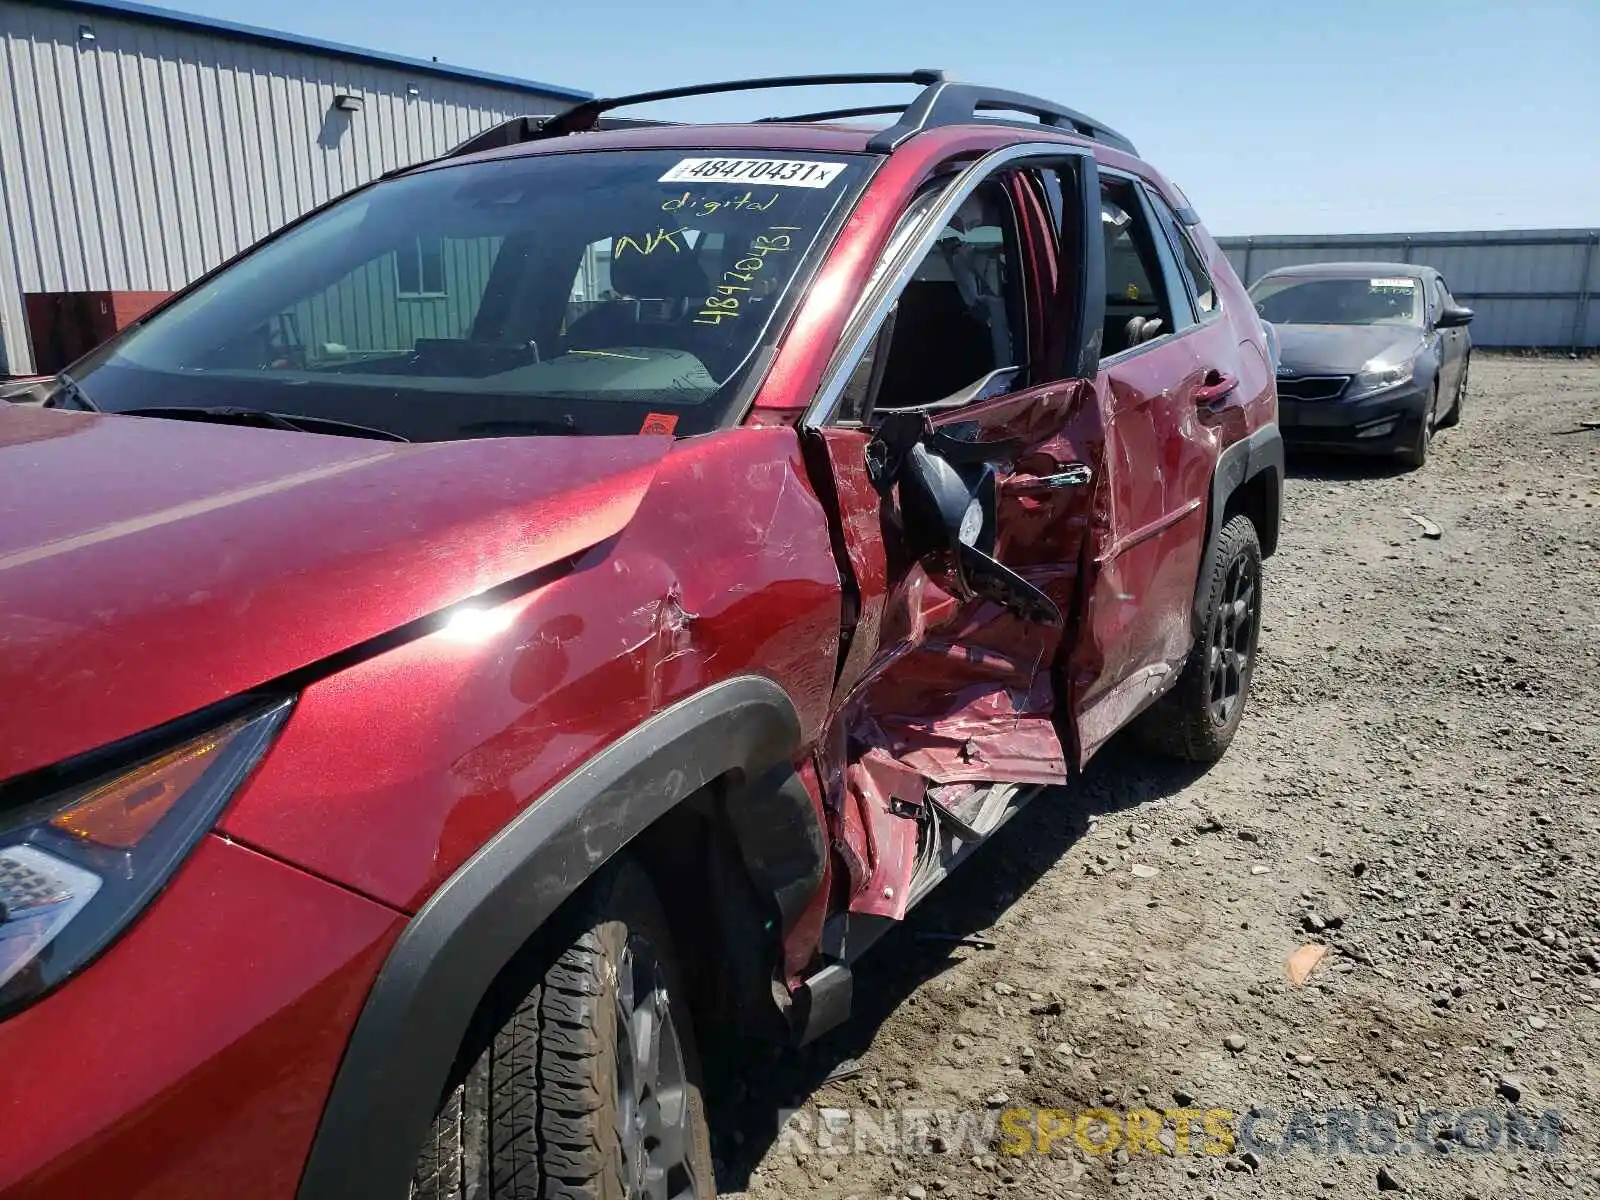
846 748 926 920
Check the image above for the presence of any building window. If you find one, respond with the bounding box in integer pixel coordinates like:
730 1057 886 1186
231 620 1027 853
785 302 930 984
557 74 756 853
397 236 446 297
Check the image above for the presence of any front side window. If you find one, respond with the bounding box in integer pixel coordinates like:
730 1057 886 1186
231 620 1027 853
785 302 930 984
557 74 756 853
866 180 1027 412
70 150 868 440
1250 275 1423 328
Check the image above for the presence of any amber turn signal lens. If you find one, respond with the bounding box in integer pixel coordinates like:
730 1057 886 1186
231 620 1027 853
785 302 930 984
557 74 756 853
50 721 245 849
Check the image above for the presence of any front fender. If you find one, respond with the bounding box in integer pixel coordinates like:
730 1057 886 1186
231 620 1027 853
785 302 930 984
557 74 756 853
296 674 802 1200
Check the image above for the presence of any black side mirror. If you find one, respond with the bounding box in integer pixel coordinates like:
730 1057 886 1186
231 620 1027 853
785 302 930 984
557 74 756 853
869 412 1062 628
1437 304 1474 329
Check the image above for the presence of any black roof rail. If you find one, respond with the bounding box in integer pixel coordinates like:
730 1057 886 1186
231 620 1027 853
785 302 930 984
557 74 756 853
535 70 947 139
756 86 1137 156
445 114 678 158
444 71 1137 161
865 82 1137 155
754 103 907 124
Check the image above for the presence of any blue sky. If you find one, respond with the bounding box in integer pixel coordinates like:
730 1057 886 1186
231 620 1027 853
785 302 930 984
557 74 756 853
184 0 1597 236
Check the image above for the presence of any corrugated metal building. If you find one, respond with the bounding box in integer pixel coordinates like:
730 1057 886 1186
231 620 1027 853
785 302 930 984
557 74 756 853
1216 228 1600 350
0 0 589 373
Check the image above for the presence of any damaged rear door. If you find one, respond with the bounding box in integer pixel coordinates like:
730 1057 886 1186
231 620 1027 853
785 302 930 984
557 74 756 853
802 144 1108 927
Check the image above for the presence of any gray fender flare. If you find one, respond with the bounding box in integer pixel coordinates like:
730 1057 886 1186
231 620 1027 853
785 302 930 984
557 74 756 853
297 674 803 1200
1190 423 1284 635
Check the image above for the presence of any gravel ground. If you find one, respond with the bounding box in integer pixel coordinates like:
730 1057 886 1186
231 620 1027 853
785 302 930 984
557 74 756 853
710 354 1600 1200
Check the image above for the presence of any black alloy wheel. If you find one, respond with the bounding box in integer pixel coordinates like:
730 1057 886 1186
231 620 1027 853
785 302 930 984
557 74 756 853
1206 549 1259 729
1131 513 1264 763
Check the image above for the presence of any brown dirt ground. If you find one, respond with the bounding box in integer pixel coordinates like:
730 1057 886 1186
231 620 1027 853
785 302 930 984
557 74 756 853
710 354 1600 1200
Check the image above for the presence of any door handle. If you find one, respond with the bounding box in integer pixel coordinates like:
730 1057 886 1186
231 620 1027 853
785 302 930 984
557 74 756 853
1015 463 1093 491
1194 370 1238 405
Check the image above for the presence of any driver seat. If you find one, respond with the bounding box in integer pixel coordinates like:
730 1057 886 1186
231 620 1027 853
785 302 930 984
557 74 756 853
564 243 711 354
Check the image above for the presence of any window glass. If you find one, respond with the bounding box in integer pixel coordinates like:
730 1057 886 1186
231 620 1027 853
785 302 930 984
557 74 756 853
1141 188 1217 320
566 229 733 332
1174 225 1217 315
1250 275 1423 327
870 181 1025 411
70 150 869 441
273 236 499 365
1099 178 1176 358
1037 169 1065 240
397 236 448 297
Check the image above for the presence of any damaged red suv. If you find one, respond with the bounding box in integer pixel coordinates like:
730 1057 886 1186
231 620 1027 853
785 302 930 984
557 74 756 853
0 72 1280 1199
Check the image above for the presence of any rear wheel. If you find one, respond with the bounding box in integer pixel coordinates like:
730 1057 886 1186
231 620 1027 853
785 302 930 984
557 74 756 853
411 858 714 1200
1132 513 1263 763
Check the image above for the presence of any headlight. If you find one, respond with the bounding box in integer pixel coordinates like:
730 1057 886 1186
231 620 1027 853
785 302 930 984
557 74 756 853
0 699 290 1018
1349 361 1414 395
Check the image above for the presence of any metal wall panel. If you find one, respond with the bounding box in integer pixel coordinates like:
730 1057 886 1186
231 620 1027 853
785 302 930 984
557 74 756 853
1219 229 1600 349
0 1 578 372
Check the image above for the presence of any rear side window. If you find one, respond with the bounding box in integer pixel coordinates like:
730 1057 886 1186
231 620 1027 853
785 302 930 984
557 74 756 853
1099 178 1177 358
1147 191 1217 317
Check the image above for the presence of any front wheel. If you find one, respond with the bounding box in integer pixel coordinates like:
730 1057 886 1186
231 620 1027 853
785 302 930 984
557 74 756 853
412 858 715 1200
1396 383 1438 470
1132 513 1263 763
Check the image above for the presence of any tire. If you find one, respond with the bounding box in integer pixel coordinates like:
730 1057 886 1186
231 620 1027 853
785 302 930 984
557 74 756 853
1396 383 1438 470
412 858 715 1200
1132 513 1263 763
1437 354 1468 429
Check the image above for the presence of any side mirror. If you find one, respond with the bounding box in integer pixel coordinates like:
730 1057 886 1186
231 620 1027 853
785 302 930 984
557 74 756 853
889 433 1062 628
1436 304 1474 329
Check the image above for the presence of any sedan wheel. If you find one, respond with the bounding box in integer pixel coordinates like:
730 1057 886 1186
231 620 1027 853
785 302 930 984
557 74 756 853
1397 384 1438 470
1438 355 1468 429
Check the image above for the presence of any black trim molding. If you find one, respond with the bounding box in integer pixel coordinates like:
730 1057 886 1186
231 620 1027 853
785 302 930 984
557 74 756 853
297 674 802 1199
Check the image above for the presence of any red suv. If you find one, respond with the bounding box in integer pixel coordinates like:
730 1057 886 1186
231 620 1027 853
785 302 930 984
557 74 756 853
0 72 1280 1199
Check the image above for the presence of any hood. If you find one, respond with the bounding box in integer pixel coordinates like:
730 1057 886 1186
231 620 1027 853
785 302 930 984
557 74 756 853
1273 324 1424 375
0 406 672 780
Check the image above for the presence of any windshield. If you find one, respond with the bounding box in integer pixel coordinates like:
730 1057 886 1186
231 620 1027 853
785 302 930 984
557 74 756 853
1250 274 1423 327
68 149 869 440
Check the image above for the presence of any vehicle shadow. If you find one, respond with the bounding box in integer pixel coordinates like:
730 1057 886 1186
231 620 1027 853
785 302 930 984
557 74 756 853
1284 449 1408 482
703 734 1213 1189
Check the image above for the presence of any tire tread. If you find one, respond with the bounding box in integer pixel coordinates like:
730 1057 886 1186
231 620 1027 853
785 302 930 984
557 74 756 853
410 861 709 1200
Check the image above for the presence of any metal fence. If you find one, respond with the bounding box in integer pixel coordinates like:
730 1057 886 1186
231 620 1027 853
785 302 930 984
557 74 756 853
1215 228 1599 349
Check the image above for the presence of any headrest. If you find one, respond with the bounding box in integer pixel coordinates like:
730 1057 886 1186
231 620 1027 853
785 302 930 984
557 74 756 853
609 242 710 300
